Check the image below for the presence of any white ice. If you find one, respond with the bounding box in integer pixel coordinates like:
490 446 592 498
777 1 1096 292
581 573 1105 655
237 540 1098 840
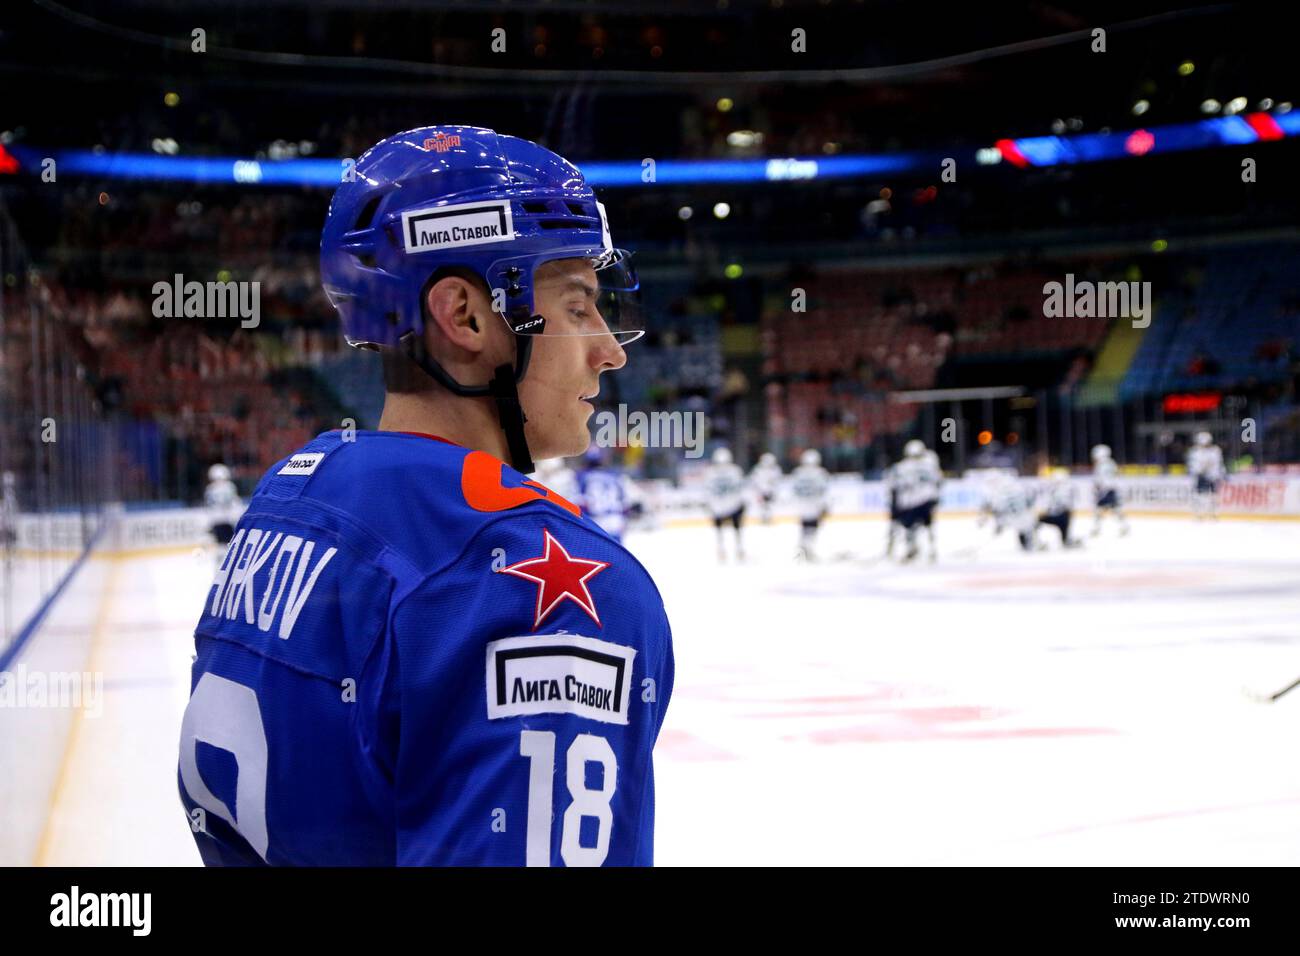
33 513 1300 866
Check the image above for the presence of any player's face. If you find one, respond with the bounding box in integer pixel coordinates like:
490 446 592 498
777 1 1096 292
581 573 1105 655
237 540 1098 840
518 259 627 459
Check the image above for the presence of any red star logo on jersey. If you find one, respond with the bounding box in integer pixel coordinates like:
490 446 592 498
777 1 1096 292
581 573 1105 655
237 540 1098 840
499 528 610 630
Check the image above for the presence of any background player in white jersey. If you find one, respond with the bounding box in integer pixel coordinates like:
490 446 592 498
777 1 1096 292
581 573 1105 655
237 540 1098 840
883 461 899 557
750 452 782 524
1089 444 1129 536
986 472 1038 550
976 469 1014 535
891 439 941 562
705 446 746 562
0 472 17 577
203 463 244 556
791 449 831 561
1034 468 1081 549
1187 430 1226 520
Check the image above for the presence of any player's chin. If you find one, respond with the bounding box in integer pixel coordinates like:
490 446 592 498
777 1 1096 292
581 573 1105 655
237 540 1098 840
530 414 591 462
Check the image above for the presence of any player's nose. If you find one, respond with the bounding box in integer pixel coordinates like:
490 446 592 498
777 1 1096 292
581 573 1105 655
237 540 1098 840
590 330 627 372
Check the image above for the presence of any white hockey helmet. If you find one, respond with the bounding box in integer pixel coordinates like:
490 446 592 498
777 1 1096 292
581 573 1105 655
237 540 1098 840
759 452 777 467
1195 430 1212 446
208 463 231 482
800 449 821 467
1091 444 1111 461
904 439 925 459
712 447 733 465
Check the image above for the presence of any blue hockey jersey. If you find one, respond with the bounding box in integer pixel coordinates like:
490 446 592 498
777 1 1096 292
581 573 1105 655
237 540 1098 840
177 430 675 866
576 467 629 540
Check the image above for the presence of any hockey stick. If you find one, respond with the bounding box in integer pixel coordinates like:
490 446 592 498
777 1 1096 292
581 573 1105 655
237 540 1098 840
829 550 888 566
948 526 1001 561
1243 675 1300 704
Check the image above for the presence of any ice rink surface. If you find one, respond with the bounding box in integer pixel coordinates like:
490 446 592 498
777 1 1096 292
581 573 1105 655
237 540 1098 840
31 512 1300 866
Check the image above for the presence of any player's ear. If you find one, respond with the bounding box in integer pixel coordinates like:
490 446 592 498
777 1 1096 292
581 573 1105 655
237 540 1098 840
425 275 488 353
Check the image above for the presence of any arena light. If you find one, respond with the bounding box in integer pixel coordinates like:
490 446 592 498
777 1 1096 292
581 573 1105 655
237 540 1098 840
712 202 731 219
8 111 1298 188
1124 129 1155 156
1163 392 1222 413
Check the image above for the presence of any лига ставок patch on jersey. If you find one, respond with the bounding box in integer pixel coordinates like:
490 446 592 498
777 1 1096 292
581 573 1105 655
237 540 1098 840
485 634 636 725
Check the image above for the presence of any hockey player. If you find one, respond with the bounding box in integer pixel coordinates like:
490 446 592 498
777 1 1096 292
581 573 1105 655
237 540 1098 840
178 126 674 867
976 470 1008 534
0 471 16 570
883 460 902 557
1034 468 1081 549
750 452 782 524
705 446 746 562
1089 444 1128 536
575 446 630 542
203 464 244 556
891 439 941 562
985 472 1039 551
1187 430 1226 520
791 449 830 561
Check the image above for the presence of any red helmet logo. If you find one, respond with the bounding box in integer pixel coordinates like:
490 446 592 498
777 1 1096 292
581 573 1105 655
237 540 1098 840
422 132 461 153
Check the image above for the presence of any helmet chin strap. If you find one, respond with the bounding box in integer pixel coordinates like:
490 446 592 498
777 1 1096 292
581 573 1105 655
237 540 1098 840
487 345 535 475
398 322 538 475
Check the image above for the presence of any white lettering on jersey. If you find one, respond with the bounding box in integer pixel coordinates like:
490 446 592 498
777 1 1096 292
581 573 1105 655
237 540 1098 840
209 528 338 640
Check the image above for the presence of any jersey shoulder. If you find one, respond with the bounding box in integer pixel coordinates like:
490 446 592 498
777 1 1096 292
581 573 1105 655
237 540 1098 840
246 431 587 580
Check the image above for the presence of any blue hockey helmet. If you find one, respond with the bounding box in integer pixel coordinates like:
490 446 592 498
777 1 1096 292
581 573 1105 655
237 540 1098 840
320 125 641 347
319 125 642 472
